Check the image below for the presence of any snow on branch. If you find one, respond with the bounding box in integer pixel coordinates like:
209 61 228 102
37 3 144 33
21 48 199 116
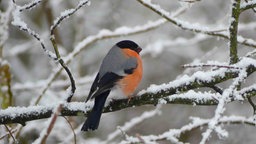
182 61 241 70
200 68 248 144
19 0 42 12
137 0 225 35
121 115 256 144
11 1 56 60
1 58 256 125
240 0 256 12
0 102 88 125
136 0 256 49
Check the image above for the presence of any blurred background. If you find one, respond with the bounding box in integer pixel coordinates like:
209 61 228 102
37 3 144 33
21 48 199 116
1 0 256 143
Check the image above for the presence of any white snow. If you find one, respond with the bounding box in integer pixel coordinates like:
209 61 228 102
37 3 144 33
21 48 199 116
240 0 256 10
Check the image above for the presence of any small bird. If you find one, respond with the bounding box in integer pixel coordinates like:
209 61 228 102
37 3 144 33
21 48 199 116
81 40 143 131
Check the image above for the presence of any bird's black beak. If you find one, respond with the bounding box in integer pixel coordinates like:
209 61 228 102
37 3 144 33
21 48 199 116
136 47 142 54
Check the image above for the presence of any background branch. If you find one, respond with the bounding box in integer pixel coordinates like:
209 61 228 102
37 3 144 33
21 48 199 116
136 0 256 49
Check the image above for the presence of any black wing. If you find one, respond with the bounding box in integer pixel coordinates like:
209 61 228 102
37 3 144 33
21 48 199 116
86 72 123 102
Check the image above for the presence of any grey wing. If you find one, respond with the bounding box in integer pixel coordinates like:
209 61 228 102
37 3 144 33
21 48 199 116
121 58 138 75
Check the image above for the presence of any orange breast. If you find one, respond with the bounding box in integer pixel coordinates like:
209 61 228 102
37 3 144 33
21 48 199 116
118 49 143 97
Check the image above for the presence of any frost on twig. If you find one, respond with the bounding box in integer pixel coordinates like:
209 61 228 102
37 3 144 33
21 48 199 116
47 1 92 102
240 0 256 12
121 115 256 144
11 1 56 60
50 0 90 36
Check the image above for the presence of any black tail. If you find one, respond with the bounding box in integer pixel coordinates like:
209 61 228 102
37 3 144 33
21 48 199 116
81 90 110 131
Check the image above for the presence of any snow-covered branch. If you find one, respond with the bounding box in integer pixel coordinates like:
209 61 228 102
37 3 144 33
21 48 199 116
11 2 56 60
240 0 256 12
136 0 256 49
121 115 256 144
136 0 225 36
1 58 256 125
50 0 90 36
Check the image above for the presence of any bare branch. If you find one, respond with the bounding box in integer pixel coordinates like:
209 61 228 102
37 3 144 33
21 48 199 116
229 0 240 64
0 127 17 140
63 117 77 144
3 125 16 143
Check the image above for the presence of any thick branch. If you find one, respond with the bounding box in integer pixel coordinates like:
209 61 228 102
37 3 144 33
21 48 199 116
1 64 256 125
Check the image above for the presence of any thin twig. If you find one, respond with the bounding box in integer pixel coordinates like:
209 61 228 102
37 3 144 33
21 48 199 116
11 1 57 60
0 128 17 140
33 103 63 144
19 0 42 12
50 0 89 36
182 63 242 70
63 117 77 144
48 0 90 102
4 125 16 143
248 97 256 115
210 85 223 94
50 37 76 102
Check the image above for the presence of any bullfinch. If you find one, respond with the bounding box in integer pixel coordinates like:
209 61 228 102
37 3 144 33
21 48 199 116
81 40 143 131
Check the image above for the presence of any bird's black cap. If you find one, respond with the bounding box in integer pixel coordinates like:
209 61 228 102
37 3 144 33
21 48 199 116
116 40 142 54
